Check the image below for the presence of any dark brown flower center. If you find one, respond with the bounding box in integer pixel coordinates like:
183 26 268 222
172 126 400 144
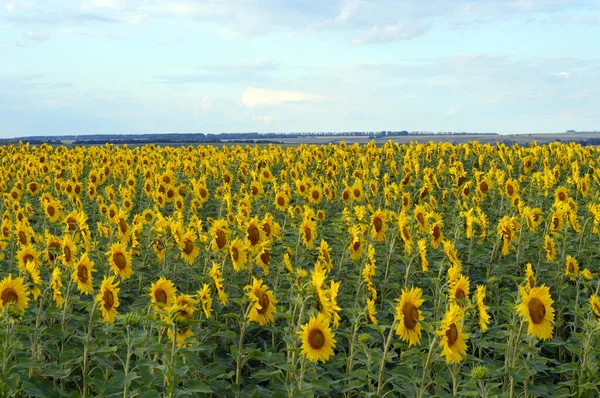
18 231 27 245
183 240 194 255
231 246 239 261
480 181 488 192
277 196 285 207
247 225 260 246
304 226 312 243
373 216 383 233
432 225 441 240
507 184 514 196
528 297 546 324
47 205 55 216
77 264 89 283
260 249 270 266
216 229 228 249
446 323 458 346
262 222 271 237
113 252 127 270
312 190 320 200
103 289 114 310
402 302 419 330
455 288 466 300
1 288 18 304
64 246 72 262
155 288 167 304
308 328 325 349
256 289 270 315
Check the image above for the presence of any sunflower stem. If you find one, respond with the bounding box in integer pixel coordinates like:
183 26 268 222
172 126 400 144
417 334 438 398
235 305 252 398
82 300 98 398
376 319 397 396
123 325 132 398
511 320 525 368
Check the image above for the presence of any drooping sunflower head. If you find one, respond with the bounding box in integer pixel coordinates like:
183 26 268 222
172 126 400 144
590 295 600 320
475 285 490 332
97 275 120 323
17 244 40 271
450 274 470 305
73 253 95 295
245 277 278 326
516 284 555 341
437 303 469 364
395 286 425 347
300 218 317 249
564 255 579 277
298 313 336 363
210 219 230 251
370 210 387 242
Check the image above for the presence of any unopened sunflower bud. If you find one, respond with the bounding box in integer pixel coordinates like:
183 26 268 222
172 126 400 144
471 365 489 380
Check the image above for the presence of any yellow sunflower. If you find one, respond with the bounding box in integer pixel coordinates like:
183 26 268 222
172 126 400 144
348 226 365 261
246 217 265 248
229 238 249 272
274 191 289 212
450 274 470 304
395 286 425 347
210 262 228 305
438 304 469 364
476 285 490 332
417 238 429 272
197 283 213 318
590 295 600 320
0 274 30 311
544 235 556 262
300 218 317 249
149 277 176 311
564 255 579 276
524 263 536 291
107 242 133 280
298 313 337 363
60 234 77 268
51 267 65 308
73 253 95 295
96 276 120 323
17 244 40 271
366 298 378 324
370 209 387 242
516 285 555 340
245 277 277 326
178 231 199 265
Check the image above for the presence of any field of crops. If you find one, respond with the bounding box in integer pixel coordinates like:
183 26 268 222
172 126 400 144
1 140 599 397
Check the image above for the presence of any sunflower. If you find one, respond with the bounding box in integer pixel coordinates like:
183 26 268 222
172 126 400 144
300 218 317 249
51 267 65 308
516 284 555 340
17 244 40 271
429 217 444 249
438 304 469 364
554 186 568 203
565 255 579 276
348 226 365 261
245 217 265 248
329 280 342 327
450 274 470 304
414 205 428 232
255 243 271 276
60 234 77 268
505 179 518 199
210 262 228 305
0 274 30 311
366 298 378 324
24 260 42 300
590 295 600 320
44 233 63 265
15 222 32 246
582 269 593 281
105 242 132 280
524 263 536 291
370 210 387 242
197 283 213 318
245 277 277 326
524 207 543 232
73 253 95 295
544 235 557 262
395 286 425 347
318 240 333 271
476 285 490 332
96 276 120 323
274 191 289 212
149 277 176 311
417 239 429 272
298 313 337 363
178 231 199 265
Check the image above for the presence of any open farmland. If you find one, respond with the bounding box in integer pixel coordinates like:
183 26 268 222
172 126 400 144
0 141 599 397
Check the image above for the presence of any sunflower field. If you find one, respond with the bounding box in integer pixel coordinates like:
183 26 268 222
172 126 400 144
1 140 600 397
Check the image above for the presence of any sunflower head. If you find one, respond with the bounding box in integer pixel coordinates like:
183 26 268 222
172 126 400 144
245 277 278 326
0 274 30 311
97 276 120 323
395 286 425 347
298 313 336 363
516 284 555 340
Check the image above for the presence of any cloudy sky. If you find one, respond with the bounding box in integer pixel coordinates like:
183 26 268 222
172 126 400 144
1 0 599 137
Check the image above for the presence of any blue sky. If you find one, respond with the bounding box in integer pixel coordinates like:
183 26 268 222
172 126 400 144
0 0 599 137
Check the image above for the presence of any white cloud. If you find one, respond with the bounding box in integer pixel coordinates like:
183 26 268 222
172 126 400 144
351 22 431 45
25 31 48 41
252 115 278 123
127 13 150 25
219 28 241 37
558 71 570 78
446 106 459 115
242 87 321 107
335 0 361 22
57 29 116 38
